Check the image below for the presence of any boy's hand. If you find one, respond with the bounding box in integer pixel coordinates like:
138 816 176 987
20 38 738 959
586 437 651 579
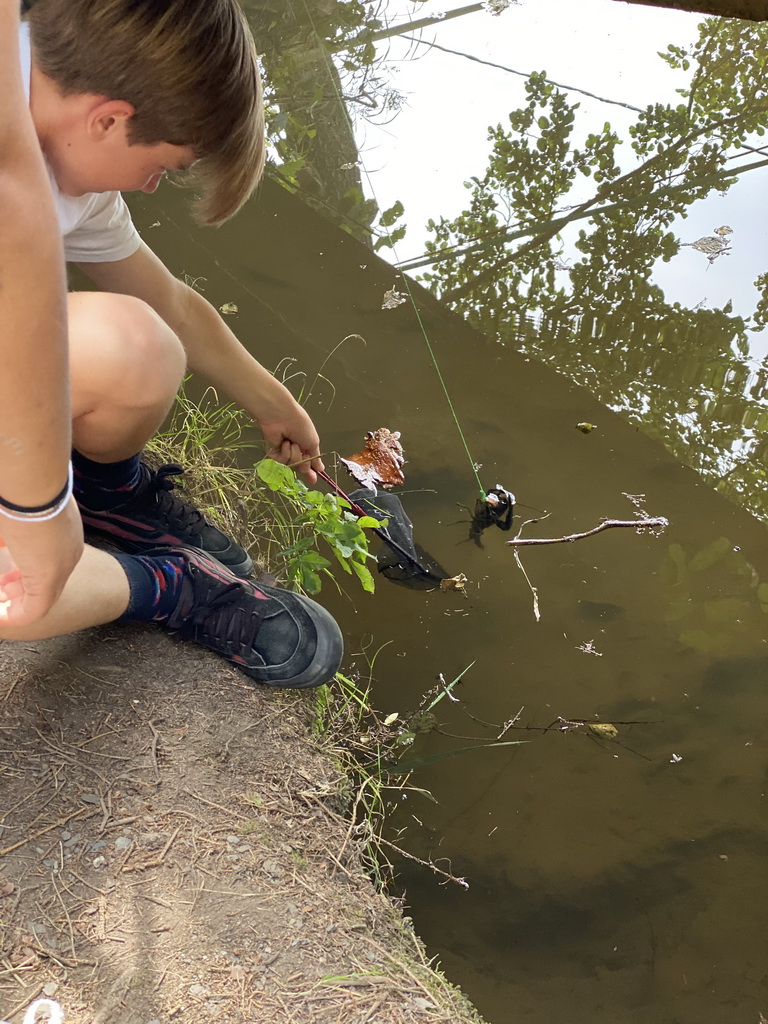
258 402 324 486
0 500 84 627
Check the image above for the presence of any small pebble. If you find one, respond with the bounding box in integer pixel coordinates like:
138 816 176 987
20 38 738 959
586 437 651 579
92 855 106 868
80 794 100 805
90 840 107 852
60 831 72 842
226 835 240 845
115 836 132 851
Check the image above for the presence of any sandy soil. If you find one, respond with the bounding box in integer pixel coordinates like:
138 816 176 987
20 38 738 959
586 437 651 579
0 622 486 1024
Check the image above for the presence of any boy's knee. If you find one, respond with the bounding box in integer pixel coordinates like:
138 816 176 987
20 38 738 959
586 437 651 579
69 292 186 402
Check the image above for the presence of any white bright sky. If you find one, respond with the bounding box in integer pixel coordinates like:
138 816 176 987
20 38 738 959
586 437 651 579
351 0 768 348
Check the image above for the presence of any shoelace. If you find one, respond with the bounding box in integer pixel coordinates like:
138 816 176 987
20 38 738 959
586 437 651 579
186 576 265 652
148 464 206 531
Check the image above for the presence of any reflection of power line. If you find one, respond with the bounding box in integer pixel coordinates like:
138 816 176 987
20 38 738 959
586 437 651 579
402 35 645 114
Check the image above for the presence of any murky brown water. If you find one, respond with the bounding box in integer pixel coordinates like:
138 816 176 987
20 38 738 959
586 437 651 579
125 4 768 1020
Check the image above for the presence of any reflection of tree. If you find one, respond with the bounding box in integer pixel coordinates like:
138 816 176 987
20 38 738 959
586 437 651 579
245 0 380 241
415 17 768 520
660 537 768 657
245 1 511 246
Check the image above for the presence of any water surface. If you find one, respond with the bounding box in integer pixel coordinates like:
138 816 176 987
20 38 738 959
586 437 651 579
126 3 768 1020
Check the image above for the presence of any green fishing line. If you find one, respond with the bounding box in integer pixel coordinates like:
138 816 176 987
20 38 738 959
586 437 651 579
295 0 486 499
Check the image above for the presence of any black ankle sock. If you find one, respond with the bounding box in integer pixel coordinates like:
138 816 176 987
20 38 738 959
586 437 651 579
112 552 187 623
73 450 143 511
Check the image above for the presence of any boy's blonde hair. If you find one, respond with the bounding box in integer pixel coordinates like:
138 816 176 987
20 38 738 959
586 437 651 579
27 0 265 225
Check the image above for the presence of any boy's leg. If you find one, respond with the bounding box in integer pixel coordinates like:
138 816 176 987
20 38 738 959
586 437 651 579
68 292 253 576
0 544 130 641
69 291 186 461
0 541 343 688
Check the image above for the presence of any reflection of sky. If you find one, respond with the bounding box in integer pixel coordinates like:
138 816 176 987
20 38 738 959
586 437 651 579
356 0 768 352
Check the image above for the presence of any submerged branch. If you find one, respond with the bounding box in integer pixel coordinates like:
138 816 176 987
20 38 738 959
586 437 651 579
507 517 669 546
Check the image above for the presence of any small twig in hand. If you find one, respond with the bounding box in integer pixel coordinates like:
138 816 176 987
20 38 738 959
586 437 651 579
507 517 669 546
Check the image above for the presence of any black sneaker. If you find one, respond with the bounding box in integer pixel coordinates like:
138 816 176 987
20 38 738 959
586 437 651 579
78 462 253 578
152 545 343 689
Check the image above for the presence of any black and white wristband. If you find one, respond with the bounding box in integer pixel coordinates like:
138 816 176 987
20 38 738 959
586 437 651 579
0 462 73 523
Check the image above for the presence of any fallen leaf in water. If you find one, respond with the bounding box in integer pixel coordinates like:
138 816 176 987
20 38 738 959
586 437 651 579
588 723 618 739
575 422 597 433
440 573 468 595
340 428 405 490
382 288 407 310
219 302 239 316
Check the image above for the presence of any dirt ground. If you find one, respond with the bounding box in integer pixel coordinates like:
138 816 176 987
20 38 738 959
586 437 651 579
0 622 486 1024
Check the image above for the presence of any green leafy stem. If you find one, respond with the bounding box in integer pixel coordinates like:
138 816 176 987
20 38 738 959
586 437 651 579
255 458 382 595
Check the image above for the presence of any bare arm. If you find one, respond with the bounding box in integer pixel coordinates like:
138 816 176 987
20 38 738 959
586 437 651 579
79 242 324 484
0 0 70 500
0 0 83 625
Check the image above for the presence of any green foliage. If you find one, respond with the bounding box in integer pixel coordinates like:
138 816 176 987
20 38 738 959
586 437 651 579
420 17 768 522
148 387 379 597
248 0 407 248
255 458 380 594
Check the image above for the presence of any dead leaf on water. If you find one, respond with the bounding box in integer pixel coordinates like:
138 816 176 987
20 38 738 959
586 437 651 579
440 573 468 595
382 288 407 310
588 723 619 739
340 427 405 490
219 302 239 316
575 422 596 433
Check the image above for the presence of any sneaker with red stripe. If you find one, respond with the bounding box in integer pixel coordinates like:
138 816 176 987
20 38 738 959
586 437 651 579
150 545 343 689
78 462 253 578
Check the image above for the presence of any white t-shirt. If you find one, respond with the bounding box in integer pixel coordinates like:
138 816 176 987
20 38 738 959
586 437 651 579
19 23 141 264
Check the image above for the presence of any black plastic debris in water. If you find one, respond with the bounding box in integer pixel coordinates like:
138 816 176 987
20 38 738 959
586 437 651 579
349 488 449 590
469 484 516 547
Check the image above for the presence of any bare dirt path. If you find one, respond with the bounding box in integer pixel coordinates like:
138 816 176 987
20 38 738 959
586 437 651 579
0 624 485 1024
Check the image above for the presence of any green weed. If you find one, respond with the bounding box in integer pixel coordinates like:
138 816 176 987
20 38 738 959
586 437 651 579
147 385 378 595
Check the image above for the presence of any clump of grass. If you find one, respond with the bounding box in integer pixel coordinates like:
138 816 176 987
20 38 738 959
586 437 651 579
147 384 378 594
146 384 279 569
314 654 415 890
